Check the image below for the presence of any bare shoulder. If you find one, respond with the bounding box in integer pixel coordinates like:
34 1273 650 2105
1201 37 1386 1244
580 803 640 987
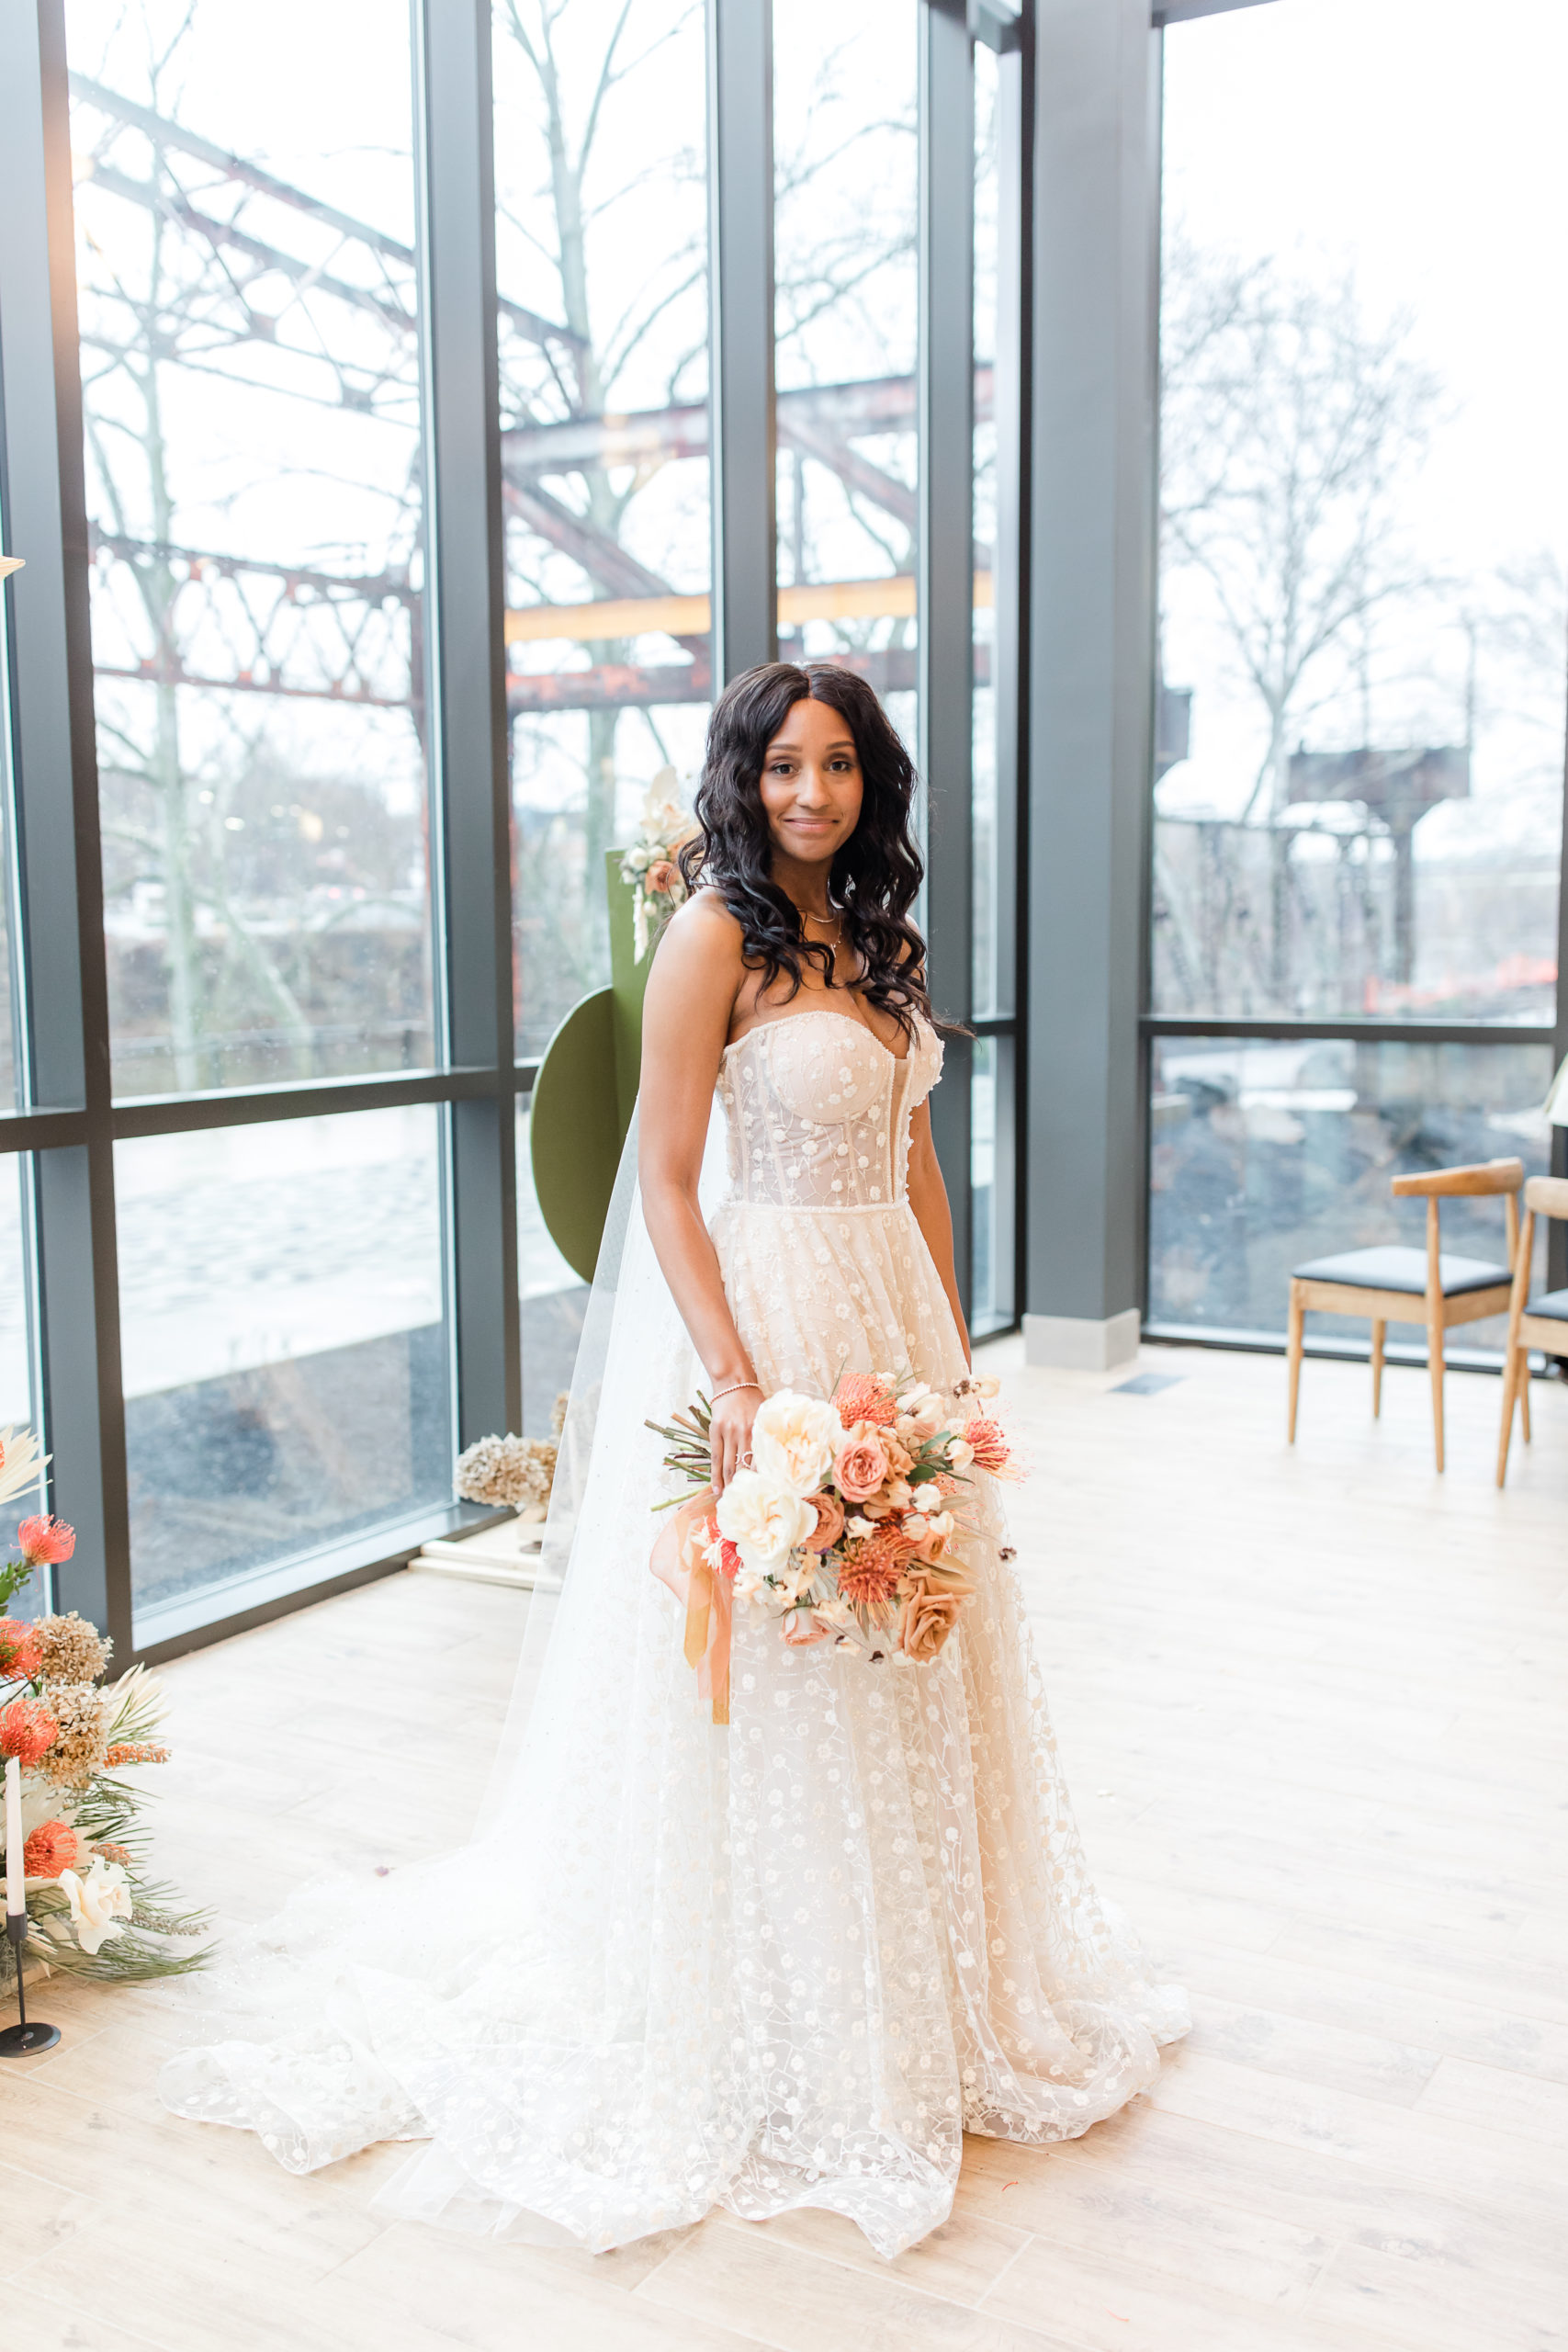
665 884 744 954
644 887 746 1027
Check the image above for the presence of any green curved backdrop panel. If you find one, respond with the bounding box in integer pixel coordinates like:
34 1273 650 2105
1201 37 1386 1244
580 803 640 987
529 850 672 1282
529 987 620 1285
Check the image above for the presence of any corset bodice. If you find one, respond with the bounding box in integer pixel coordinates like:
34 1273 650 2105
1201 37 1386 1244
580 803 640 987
715 1008 943 1211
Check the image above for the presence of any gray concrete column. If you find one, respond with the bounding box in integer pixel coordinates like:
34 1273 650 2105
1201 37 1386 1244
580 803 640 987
1022 0 1160 1373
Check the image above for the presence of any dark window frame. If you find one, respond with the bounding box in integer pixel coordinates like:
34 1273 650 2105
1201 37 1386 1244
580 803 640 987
0 0 1033 1661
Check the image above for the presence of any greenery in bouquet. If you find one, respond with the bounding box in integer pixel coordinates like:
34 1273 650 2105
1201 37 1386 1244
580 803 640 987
649 1370 1018 1665
0 1428 208 1985
618 767 699 962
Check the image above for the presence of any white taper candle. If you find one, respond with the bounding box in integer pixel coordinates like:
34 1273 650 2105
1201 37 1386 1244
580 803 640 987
4 1754 23 1917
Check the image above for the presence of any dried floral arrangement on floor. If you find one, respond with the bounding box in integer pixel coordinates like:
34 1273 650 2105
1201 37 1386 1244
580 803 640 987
0 1429 207 1984
455 1394 569 1521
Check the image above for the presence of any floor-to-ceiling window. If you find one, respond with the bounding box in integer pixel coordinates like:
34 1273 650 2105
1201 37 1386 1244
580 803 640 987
1148 0 1566 1353
0 0 1027 1660
969 24 1021 1334
67 1 456 1633
493 0 714 1433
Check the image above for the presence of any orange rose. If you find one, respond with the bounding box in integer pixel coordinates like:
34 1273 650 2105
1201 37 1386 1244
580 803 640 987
644 858 679 896
833 1427 890 1503
781 1608 831 1646
802 1492 845 1552
897 1575 968 1663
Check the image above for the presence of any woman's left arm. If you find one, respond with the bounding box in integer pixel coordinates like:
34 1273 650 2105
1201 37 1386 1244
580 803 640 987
905 1100 972 1366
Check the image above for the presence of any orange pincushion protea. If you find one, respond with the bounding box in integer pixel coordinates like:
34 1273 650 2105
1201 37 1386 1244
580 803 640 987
16 1515 75 1566
963 1416 1016 1476
833 1373 897 1430
0 1618 41 1680
21 1819 78 1878
0 1697 57 1766
837 1528 915 1609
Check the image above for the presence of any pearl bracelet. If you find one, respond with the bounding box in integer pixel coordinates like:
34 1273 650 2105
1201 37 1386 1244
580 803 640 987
709 1380 761 1407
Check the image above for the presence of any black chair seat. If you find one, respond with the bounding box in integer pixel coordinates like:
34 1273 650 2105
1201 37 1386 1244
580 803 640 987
1292 1244 1509 1298
1523 1285 1568 1324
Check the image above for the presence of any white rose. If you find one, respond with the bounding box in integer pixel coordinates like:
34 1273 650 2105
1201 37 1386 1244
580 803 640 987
715 1470 815 1571
58 1857 133 1957
749 1392 843 1496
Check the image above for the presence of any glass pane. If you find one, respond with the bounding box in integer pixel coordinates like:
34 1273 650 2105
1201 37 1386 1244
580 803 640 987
1148 1036 1555 1344
117 1108 451 1623
493 3 713 1060
0 537 22 1109
970 1034 1014 1336
515 1098 588 1439
67 4 434 1097
774 0 919 756
972 40 1003 1021
1157 0 1566 1023
0 1160 34 1434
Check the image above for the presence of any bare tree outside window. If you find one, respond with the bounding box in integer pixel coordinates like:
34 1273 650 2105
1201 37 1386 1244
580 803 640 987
493 0 711 1057
1157 233 1562 1023
68 0 434 1096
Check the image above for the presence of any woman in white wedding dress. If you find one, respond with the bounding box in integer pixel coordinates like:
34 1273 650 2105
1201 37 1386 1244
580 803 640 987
159 662 1186 2259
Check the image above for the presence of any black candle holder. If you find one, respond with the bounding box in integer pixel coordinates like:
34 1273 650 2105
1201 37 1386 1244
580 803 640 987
0 1911 60 2056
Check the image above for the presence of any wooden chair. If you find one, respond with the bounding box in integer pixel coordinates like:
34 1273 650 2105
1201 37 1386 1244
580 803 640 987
1287 1158 1524 1471
1495 1174 1568 1487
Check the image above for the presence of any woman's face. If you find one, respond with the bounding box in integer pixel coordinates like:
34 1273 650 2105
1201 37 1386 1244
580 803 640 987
759 697 863 873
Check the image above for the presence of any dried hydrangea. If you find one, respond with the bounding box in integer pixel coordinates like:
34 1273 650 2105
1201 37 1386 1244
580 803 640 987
33 1611 111 1687
455 1431 558 1511
39 1681 108 1791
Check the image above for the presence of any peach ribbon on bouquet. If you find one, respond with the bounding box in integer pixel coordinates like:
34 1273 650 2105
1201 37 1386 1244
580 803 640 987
649 1487 732 1726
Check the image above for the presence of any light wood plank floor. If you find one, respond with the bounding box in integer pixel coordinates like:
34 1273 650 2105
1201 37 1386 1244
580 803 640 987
2 1341 1564 2352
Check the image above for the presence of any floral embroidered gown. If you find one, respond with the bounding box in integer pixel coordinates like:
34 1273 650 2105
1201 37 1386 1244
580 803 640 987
160 1007 1188 2258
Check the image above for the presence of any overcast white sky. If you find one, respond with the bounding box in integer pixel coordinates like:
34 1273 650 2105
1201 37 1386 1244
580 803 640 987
1161 0 1568 855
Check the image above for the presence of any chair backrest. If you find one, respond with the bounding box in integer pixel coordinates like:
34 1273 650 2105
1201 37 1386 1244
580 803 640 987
1524 1174 1568 1221
1390 1157 1525 1199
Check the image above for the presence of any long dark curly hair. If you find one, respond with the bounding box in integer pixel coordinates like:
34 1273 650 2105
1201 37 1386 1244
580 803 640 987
678 662 931 1038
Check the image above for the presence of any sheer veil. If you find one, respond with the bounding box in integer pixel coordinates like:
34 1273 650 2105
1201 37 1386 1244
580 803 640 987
154 1094 739 2231
471 1096 729 1838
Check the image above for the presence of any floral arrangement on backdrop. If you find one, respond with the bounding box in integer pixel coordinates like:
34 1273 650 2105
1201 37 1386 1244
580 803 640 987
619 768 698 962
649 1372 1018 1722
0 1428 206 1984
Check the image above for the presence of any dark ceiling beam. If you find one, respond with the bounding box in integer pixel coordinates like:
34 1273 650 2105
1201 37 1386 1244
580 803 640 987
72 74 578 354
502 367 994 483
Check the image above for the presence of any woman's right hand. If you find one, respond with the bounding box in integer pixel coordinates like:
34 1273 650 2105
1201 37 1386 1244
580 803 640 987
709 1385 761 1495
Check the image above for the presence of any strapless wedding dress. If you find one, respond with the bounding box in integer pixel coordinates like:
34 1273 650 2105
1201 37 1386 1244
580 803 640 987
159 1008 1187 2258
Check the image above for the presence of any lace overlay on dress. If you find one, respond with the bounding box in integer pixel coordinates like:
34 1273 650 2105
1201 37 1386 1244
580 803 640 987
717 1008 942 1210
156 1005 1188 2260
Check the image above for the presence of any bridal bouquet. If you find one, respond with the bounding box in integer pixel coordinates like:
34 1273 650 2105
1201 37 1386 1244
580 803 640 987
649 1372 1017 1719
618 768 699 962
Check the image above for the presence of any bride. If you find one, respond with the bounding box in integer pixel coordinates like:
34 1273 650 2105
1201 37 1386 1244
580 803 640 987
159 661 1187 2258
